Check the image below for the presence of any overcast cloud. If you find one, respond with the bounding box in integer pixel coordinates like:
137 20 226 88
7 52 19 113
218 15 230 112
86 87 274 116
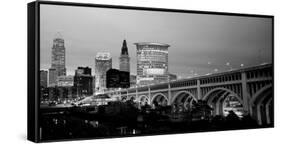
40 4 272 77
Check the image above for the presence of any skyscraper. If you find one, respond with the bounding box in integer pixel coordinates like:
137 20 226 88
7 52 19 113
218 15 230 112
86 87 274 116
119 40 130 72
48 33 66 87
95 52 112 94
135 42 170 85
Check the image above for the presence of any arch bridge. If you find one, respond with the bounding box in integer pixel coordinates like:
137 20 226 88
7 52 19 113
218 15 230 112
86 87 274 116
105 64 273 126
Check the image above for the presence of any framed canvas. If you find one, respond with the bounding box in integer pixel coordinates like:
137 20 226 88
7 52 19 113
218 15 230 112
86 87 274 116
28 0 274 142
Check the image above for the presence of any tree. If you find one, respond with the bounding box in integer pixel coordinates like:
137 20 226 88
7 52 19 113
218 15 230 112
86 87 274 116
191 100 213 120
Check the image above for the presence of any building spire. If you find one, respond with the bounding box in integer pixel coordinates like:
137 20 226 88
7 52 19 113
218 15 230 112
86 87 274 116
119 39 130 72
54 32 63 39
121 39 128 55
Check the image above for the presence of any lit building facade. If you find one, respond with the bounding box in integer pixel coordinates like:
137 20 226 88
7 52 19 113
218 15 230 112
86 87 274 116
95 52 112 94
119 40 130 72
134 42 170 85
48 34 66 87
57 75 74 87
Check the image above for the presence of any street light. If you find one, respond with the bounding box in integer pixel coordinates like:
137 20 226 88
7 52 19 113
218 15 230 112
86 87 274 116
226 62 233 71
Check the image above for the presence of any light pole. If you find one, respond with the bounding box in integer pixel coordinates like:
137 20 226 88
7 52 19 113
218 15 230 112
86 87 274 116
226 62 233 71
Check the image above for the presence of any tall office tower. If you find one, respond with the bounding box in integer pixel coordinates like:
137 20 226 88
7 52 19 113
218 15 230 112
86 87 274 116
95 52 112 94
134 42 170 85
48 33 66 87
119 40 130 72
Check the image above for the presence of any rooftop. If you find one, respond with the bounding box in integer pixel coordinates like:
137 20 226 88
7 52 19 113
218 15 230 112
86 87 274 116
134 42 170 47
95 52 111 60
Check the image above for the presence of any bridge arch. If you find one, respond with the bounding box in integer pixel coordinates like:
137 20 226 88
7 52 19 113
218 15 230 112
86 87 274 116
151 93 168 107
171 91 197 110
250 84 273 126
203 87 242 102
250 84 272 105
121 95 128 101
137 95 150 106
203 87 244 116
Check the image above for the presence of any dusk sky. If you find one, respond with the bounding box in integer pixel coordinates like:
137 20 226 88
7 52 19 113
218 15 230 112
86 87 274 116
40 4 272 78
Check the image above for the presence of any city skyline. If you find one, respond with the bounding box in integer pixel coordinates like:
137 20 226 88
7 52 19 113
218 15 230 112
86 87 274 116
32 2 274 141
40 4 272 78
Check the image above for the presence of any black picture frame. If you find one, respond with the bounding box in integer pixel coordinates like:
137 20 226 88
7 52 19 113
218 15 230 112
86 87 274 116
28 0 274 143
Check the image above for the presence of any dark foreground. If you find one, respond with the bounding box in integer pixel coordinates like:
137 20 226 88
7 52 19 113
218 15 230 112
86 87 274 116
39 101 273 141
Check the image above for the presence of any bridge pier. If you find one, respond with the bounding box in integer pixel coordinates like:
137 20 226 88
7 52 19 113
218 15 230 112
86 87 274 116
265 98 272 125
148 86 151 105
241 72 250 114
197 79 202 99
168 84 172 105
